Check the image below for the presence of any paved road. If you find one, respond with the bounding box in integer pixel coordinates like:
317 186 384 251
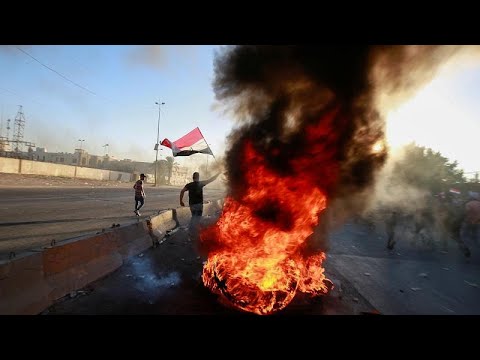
327 220 480 314
40 212 480 315
5 182 479 314
44 227 376 315
0 186 225 254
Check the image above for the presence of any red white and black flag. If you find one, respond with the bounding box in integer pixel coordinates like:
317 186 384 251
161 127 213 157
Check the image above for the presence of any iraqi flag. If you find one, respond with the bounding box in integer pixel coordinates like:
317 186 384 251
161 127 213 157
449 188 461 195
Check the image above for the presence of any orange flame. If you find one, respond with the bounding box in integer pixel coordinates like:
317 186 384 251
200 109 346 315
201 108 342 315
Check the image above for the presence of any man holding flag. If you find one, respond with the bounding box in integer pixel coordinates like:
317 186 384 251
162 126 220 230
180 171 220 218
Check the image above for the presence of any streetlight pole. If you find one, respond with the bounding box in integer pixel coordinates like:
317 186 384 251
154 101 165 187
77 139 85 166
103 143 109 156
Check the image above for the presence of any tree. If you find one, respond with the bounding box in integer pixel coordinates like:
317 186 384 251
152 159 169 185
166 156 176 185
390 142 465 195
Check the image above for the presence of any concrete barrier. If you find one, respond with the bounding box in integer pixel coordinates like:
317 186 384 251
146 210 177 245
114 222 153 258
0 252 51 315
173 200 224 228
0 198 224 315
173 206 192 227
0 220 157 314
42 231 124 301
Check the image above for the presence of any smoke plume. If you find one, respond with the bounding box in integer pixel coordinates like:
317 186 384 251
213 45 462 250
127 46 169 69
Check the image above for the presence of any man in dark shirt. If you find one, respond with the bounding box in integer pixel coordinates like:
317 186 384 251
180 171 220 217
180 171 220 262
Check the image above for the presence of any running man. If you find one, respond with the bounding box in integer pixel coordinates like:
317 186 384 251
133 173 146 216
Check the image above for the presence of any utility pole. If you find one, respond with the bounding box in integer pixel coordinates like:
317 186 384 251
77 139 85 166
6 119 11 140
154 100 165 187
13 105 26 154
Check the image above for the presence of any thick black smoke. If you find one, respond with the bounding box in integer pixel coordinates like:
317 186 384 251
212 45 461 250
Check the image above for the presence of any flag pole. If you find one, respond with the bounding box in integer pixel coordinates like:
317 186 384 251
197 127 216 161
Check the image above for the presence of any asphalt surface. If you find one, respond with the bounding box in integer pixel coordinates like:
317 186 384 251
44 225 377 316
0 185 225 255
44 216 480 315
327 220 480 314
3 175 479 315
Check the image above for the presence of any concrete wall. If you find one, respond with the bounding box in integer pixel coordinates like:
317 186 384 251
76 167 110 181
0 157 20 174
0 157 132 182
21 159 76 177
109 171 132 182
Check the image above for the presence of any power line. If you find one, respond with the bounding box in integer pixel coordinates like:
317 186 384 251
9 46 170 115
14 46 97 96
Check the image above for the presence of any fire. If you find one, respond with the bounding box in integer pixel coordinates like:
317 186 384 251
372 141 384 154
201 108 342 315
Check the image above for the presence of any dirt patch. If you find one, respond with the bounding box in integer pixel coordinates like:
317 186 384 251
0 173 132 188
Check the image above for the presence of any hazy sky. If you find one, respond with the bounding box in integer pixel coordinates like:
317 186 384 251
0 45 478 174
385 55 480 175
0 45 233 170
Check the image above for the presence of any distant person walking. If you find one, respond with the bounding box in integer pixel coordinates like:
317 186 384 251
133 173 146 216
440 192 469 257
461 193 480 256
386 210 398 250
